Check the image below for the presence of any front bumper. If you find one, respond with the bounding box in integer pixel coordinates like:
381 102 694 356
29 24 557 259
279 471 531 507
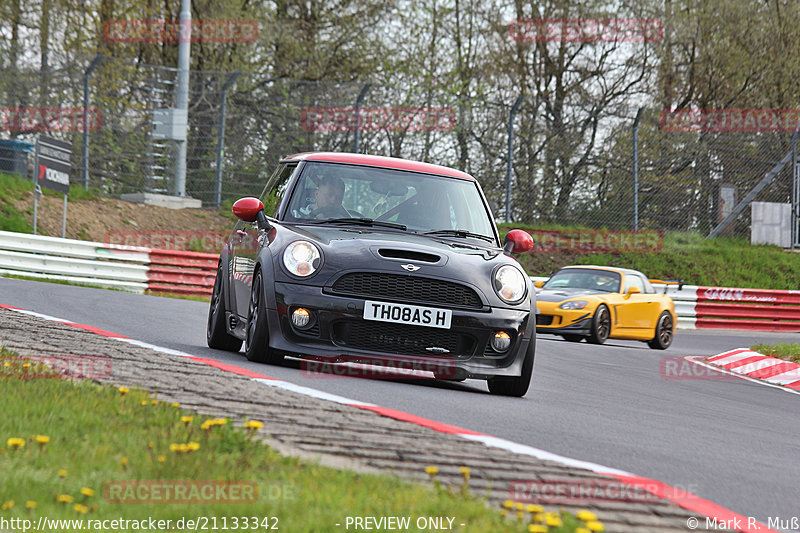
535 304 593 336
264 281 533 379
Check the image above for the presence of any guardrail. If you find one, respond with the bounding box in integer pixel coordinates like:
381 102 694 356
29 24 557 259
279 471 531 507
532 277 800 332
0 231 217 297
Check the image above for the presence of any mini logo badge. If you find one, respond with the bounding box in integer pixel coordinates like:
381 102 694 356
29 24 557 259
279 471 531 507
401 264 420 272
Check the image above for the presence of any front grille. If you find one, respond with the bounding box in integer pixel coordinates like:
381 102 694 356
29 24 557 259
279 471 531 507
330 272 482 309
537 315 554 326
332 320 475 357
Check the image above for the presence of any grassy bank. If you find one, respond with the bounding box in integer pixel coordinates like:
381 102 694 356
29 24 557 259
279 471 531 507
750 343 800 364
0 349 596 533
500 224 799 290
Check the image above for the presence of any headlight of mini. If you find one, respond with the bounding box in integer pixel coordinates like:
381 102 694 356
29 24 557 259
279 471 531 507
283 241 321 277
493 265 527 303
559 300 588 310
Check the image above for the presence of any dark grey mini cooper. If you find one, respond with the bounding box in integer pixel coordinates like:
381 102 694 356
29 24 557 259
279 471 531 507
207 152 536 396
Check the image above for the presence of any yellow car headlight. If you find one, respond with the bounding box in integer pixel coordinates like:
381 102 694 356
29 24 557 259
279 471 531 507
559 300 588 310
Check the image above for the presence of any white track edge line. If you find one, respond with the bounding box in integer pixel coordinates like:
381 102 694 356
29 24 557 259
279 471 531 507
688 356 800 396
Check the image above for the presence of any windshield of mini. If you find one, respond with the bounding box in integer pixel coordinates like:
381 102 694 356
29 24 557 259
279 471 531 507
284 162 496 240
542 268 621 293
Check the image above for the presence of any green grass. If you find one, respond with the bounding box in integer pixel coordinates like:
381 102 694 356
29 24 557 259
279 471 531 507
500 223 800 290
0 349 594 533
0 172 34 233
750 343 800 364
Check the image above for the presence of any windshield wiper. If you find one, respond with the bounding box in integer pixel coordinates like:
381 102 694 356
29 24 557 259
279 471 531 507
309 217 407 231
422 229 495 243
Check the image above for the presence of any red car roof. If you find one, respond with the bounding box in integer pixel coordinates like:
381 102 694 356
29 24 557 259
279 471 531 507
281 152 475 181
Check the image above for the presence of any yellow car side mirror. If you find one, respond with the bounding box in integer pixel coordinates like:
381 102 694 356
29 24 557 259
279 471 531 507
533 280 545 288
626 286 641 296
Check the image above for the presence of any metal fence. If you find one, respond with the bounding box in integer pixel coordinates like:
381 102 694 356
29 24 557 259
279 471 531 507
0 55 797 239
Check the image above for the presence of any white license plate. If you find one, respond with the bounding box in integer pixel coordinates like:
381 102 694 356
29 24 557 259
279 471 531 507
363 300 452 329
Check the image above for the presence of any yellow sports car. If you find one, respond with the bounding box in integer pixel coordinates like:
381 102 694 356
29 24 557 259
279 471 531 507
534 265 676 349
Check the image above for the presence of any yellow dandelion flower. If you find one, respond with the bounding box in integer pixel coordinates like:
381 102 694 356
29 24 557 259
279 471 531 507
515 511 525 520
120 457 128 466
500 509 508 517
526 504 544 513
7 437 25 449
244 420 263 430
585 521 605 532
528 525 548 533
74 503 88 514
424 465 439 475
56 494 74 504
169 443 180 452
80 487 95 497
58 469 68 478
3 362 10 367
1 500 14 511
459 466 470 479
181 416 193 424
171 402 180 408
200 421 213 431
140 400 148 406
147 441 154 449
575 528 591 533
25 501 36 510
187 441 200 452
532 513 545 523
502 499 515 509
118 386 129 394
151 399 158 405
35 435 50 445
577 510 597 522
214 418 227 426
22 363 30 368
516 502 525 511
545 514 563 527
156 455 166 463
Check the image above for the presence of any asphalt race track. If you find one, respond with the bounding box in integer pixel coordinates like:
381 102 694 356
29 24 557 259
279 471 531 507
2 276 798 528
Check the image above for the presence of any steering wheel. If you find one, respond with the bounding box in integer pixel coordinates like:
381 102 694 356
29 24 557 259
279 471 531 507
308 205 351 219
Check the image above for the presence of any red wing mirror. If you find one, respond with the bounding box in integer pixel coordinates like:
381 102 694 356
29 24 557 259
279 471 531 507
232 197 265 222
503 229 534 254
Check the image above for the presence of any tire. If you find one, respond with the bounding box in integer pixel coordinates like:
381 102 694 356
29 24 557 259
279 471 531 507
487 337 535 397
588 304 611 345
648 311 674 350
206 265 243 352
244 270 284 364
561 334 583 343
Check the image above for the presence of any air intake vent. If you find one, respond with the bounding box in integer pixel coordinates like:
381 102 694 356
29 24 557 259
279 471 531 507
378 249 440 263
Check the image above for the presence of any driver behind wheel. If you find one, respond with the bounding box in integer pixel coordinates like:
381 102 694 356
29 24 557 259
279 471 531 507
309 175 349 219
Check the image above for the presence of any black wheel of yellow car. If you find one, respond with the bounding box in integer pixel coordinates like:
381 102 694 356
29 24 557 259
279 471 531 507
588 305 611 345
207 264 243 352
648 311 674 350
562 334 583 343
244 270 284 364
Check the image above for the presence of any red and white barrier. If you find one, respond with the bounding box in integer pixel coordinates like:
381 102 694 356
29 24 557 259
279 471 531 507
707 348 800 389
0 230 217 297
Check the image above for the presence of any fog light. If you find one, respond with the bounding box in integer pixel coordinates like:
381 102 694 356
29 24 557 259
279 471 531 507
491 331 511 352
291 308 311 328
